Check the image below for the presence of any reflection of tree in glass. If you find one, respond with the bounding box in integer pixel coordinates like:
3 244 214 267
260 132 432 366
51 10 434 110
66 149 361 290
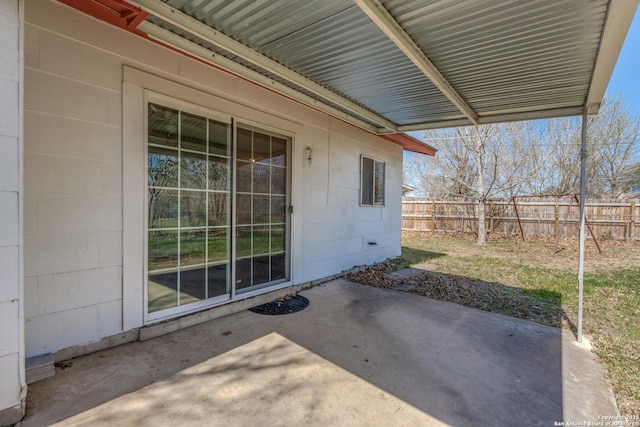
181 156 207 189
148 190 178 229
208 193 228 226
181 192 206 227
148 150 178 187
209 159 229 191
374 161 385 204
148 150 178 228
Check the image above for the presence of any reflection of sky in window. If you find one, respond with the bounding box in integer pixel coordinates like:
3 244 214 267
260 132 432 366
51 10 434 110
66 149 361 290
148 149 178 188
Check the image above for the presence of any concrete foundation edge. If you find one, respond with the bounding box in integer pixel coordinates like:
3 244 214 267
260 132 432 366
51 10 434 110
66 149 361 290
47 276 340 365
0 399 25 427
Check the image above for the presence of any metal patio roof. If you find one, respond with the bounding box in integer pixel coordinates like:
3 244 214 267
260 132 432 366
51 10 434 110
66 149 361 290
59 0 638 154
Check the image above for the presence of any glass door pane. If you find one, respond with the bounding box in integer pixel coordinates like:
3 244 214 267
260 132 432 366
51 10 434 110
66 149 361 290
235 127 290 292
147 102 231 314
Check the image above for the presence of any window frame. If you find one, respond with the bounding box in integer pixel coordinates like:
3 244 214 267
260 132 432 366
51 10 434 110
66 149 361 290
360 155 385 206
144 92 234 321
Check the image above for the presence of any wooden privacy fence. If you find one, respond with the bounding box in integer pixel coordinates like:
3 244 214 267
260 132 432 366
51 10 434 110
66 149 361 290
402 197 640 241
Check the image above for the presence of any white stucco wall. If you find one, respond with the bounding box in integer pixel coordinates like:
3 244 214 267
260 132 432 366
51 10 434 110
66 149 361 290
23 0 402 358
0 0 26 421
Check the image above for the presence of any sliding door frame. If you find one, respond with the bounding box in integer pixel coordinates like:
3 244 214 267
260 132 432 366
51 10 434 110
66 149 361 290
143 92 294 324
123 66 301 328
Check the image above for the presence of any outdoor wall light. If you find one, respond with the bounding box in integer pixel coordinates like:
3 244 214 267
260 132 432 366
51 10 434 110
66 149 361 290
305 146 313 164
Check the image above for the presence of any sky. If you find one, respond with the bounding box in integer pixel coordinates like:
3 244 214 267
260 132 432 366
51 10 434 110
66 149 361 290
604 7 640 105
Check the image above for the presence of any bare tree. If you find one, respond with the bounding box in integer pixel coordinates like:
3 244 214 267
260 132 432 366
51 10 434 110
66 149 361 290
403 96 639 243
589 97 639 197
406 122 553 245
534 97 639 196
619 162 640 195
534 118 584 195
404 132 475 198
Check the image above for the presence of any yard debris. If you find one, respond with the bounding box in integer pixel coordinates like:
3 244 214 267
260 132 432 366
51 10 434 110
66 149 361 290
345 258 405 289
347 257 566 328
54 360 73 370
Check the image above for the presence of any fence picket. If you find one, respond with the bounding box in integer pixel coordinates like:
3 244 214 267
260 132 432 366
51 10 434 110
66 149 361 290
402 197 640 241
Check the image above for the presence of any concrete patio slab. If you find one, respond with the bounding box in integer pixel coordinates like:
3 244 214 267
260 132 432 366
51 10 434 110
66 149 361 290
390 283 415 292
384 264 436 281
21 279 618 427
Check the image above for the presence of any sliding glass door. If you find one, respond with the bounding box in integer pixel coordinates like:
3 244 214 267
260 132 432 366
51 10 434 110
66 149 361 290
146 97 290 318
235 126 289 291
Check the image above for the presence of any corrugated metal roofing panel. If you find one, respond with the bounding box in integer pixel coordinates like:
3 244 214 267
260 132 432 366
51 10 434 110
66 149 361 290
158 0 462 126
383 0 609 117
136 0 632 130
171 0 354 49
146 14 388 128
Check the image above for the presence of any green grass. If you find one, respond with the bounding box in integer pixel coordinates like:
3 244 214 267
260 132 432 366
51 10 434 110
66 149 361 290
394 246 445 269
400 233 640 415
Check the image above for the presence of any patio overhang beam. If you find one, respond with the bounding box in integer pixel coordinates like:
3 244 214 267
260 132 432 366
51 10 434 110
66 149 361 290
380 133 437 156
354 0 479 126
129 0 399 134
58 0 149 35
396 106 585 132
585 0 638 114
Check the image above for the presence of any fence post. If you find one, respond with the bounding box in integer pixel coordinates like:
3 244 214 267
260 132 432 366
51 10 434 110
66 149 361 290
631 200 636 241
554 199 559 237
431 200 436 231
489 201 494 232
626 203 630 241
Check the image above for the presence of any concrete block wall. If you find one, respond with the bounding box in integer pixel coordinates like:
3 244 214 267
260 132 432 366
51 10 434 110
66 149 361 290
299 119 403 282
0 0 26 423
22 0 403 357
23 0 125 357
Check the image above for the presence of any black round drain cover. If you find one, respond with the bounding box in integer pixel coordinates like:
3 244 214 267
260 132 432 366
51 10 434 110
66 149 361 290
249 294 309 315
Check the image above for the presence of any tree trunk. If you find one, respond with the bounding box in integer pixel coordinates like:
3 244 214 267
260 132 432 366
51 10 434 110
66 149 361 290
474 129 487 246
477 199 486 245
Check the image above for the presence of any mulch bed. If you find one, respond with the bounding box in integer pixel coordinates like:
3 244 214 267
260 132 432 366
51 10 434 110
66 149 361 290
346 258 567 328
